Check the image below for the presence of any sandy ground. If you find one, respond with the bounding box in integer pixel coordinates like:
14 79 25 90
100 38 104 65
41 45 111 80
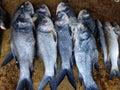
0 0 120 90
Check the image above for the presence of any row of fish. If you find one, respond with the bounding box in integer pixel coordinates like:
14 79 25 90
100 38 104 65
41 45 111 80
1 1 120 90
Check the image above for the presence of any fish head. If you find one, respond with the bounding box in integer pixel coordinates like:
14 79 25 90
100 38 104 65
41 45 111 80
77 23 90 40
56 2 70 14
36 4 51 18
37 16 54 33
55 11 69 27
78 9 90 22
15 12 33 33
22 1 34 15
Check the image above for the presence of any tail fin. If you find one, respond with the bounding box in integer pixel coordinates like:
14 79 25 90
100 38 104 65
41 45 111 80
16 78 33 90
85 86 99 90
38 75 49 90
55 68 76 90
110 69 120 79
1 52 14 67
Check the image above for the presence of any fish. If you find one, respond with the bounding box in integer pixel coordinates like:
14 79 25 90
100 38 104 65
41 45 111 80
36 4 51 18
56 2 77 24
78 9 97 38
104 22 120 78
35 14 57 90
56 2 77 66
73 22 99 90
1 1 35 66
1 1 35 90
97 20 109 67
55 11 76 90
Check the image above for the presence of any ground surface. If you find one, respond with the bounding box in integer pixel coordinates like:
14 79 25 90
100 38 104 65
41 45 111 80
0 0 120 90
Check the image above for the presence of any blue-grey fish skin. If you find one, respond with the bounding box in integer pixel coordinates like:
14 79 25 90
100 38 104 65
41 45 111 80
78 9 97 38
5 1 35 90
56 2 77 23
104 22 120 78
74 23 99 90
55 12 76 90
97 20 109 67
36 4 51 18
36 14 57 90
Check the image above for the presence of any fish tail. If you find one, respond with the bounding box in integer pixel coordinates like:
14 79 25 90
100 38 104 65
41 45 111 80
16 78 33 90
1 52 14 67
78 72 83 85
104 60 110 68
38 75 49 90
85 85 99 90
66 69 77 90
49 76 57 90
55 69 67 86
110 69 120 79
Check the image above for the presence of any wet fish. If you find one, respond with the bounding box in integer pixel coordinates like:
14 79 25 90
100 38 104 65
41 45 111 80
104 22 120 78
36 4 51 18
73 22 99 90
36 14 57 90
97 20 108 67
78 9 97 38
56 2 77 66
1 1 35 90
55 11 76 90
56 2 77 24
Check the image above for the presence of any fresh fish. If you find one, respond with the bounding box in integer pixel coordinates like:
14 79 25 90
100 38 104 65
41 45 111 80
36 4 51 18
104 22 120 78
78 9 97 38
55 11 76 90
73 22 99 90
56 2 77 66
97 20 109 67
36 14 57 90
1 1 35 90
56 2 77 24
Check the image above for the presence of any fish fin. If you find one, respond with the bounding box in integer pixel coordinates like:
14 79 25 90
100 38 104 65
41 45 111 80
117 58 120 66
1 51 14 67
78 72 83 85
54 63 57 75
66 69 77 90
55 69 67 86
29 65 34 78
49 76 57 90
104 60 110 68
16 78 33 90
85 86 99 90
38 75 49 90
94 62 99 71
110 69 120 79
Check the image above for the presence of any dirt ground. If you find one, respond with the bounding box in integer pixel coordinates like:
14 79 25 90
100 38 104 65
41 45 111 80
0 0 120 90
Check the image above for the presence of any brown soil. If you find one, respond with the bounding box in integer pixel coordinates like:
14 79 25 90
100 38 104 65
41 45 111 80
0 0 120 90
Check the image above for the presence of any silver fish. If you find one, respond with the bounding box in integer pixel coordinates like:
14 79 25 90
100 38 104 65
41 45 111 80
104 22 120 78
2 1 35 90
74 22 99 90
55 11 76 90
97 20 108 67
36 14 57 90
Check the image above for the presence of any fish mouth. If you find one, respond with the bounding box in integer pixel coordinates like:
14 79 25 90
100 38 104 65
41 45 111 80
56 2 66 14
37 4 51 17
78 9 90 20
